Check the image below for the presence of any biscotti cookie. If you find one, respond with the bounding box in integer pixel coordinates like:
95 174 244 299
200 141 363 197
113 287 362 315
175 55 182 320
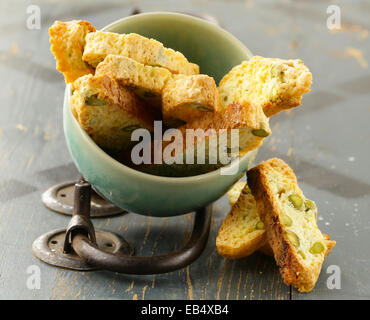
49 20 96 83
162 74 222 127
222 181 274 257
70 74 157 152
168 100 271 164
219 56 312 117
217 184 268 259
139 101 270 177
247 158 335 292
49 20 199 83
95 54 173 108
83 31 199 75
224 180 275 257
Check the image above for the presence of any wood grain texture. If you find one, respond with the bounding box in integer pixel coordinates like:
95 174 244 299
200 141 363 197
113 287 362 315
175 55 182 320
0 0 369 300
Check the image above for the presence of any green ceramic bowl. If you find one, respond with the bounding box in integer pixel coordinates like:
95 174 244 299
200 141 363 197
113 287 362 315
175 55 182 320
64 12 256 217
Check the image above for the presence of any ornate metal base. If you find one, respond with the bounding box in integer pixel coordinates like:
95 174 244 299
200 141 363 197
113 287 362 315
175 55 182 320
42 181 125 217
34 179 212 274
32 228 134 271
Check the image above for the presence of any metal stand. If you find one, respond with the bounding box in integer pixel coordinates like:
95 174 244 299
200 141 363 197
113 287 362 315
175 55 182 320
33 179 212 274
42 181 125 217
32 228 134 271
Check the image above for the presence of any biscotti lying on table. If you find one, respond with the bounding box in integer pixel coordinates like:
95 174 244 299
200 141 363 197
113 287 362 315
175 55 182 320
217 158 335 292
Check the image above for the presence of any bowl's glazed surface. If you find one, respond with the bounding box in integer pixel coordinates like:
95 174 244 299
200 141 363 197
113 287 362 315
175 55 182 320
64 12 256 216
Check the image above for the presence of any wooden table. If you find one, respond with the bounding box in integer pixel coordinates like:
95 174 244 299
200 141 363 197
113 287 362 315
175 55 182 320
0 0 369 300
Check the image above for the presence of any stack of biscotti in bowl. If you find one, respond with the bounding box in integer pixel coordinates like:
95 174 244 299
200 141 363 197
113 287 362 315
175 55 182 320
217 158 336 292
49 20 312 177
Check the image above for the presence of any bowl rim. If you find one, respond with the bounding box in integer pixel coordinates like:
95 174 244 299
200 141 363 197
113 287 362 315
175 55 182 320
65 12 255 184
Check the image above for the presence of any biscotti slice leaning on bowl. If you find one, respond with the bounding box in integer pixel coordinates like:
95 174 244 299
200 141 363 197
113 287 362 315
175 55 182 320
247 158 336 292
83 31 199 75
49 20 96 83
70 74 157 152
161 74 223 128
217 184 268 259
223 181 273 257
218 56 312 117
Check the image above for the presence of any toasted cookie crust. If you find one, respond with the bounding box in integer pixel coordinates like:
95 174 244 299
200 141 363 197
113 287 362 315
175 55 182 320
49 20 96 83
